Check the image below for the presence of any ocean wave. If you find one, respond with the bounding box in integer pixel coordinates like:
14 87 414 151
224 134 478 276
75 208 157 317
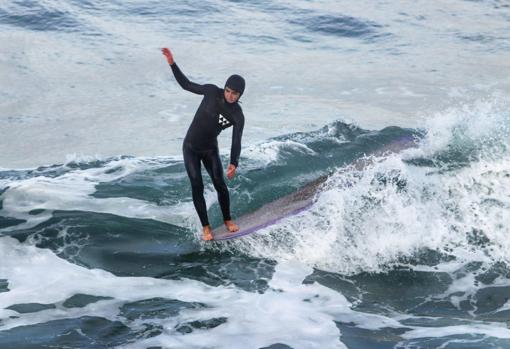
228 98 510 276
289 12 391 42
0 1 90 33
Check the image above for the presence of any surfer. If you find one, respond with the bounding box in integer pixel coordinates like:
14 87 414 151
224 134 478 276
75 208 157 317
161 48 245 241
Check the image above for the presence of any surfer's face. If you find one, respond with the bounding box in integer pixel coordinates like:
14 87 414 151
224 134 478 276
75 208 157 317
224 87 240 104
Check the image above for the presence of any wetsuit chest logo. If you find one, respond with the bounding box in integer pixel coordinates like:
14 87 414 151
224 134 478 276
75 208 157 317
219 115 231 127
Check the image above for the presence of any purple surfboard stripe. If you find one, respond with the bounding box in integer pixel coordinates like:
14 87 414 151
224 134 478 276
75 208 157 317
212 134 419 241
213 202 314 241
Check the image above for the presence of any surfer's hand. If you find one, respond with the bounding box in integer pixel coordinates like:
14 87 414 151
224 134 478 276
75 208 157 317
161 48 174 65
226 164 236 179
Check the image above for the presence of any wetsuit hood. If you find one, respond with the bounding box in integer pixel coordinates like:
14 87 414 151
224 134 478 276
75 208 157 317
225 74 245 96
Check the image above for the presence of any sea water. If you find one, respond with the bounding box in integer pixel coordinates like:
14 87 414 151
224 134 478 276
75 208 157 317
1 1 510 348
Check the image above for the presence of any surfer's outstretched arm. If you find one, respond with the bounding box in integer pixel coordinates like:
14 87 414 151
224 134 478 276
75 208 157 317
161 48 207 95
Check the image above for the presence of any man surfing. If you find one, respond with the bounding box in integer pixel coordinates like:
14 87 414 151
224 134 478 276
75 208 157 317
161 48 245 241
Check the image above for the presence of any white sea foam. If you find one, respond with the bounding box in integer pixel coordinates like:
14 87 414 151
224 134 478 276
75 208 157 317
242 139 316 167
0 237 356 349
410 94 510 159
0 157 196 232
401 323 510 340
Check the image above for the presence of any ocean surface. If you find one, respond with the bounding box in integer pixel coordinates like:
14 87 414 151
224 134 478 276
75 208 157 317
1 1 510 348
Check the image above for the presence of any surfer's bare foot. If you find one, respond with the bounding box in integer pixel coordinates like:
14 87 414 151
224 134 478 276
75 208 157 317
203 225 213 241
224 220 239 233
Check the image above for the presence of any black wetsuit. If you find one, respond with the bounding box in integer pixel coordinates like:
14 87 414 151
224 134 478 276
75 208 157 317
170 63 245 227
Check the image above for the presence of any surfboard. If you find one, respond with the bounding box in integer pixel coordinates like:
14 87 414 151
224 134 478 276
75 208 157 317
212 175 327 240
212 133 419 241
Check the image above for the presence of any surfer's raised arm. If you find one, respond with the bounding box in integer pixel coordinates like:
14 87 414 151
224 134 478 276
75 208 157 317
161 47 207 95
